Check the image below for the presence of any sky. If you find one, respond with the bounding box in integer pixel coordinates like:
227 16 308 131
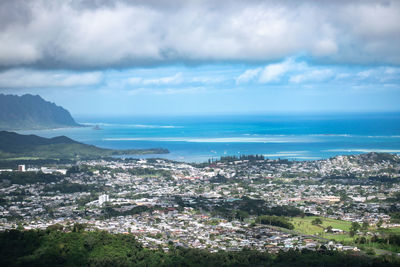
0 0 399 116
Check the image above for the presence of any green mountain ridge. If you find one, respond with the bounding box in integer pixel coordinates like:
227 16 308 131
0 94 81 130
0 131 168 160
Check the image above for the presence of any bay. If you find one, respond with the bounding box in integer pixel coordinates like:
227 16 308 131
17 113 400 163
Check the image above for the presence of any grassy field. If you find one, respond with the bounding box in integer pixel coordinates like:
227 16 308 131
291 216 400 252
291 216 352 234
378 227 400 235
1 157 41 160
291 216 354 243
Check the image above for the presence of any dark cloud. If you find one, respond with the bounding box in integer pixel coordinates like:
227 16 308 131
0 0 399 70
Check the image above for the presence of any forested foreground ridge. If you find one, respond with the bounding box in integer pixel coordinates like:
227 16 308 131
0 229 399 267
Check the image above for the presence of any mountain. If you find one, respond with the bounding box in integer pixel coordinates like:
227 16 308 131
0 131 168 160
0 94 80 130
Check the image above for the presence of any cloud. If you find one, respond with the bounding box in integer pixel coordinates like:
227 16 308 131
0 69 102 88
237 57 400 85
1 59 398 93
385 67 400 75
356 67 400 82
357 69 374 79
290 69 334 83
142 72 183 85
0 0 399 70
335 73 351 80
236 68 262 84
127 72 183 86
236 57 308 84
128 77 143 85
258 58 298 83
128 86 204 95
191 76 227 84
313 39 338 56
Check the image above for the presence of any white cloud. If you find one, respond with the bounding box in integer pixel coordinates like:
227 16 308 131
357 69 374 79
385 67 400 75
335 73 351 80
259 59 294 83
236 68 261 84
236 58 334 84
290 69 333 83
191 76 227 84
127 72 184 86
313 39 338 56
0 0 399 69
258 58 307 83
142 72 183 85
0 38 40 66
128 86 204 95
155 87 205 95
356 67 400 82
0 69 102 88
128 77 143 85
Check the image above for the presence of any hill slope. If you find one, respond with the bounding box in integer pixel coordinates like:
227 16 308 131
0 131 168 160
0 94 80 130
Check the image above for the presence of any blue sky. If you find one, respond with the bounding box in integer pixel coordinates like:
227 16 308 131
0 0 399 116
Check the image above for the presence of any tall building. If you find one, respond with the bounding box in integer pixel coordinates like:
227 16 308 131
18 165 26 172
99 194 109 205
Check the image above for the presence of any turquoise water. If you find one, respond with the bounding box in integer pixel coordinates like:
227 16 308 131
18 113 400 163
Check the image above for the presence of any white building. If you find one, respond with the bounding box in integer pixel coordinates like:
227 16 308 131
40 167 67 175
99 194 109 205
18 165 26 172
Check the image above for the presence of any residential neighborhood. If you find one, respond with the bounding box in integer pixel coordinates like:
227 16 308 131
0 153 399 255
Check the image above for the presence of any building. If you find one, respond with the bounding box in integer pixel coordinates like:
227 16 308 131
18 165 26 172
99 194 109 206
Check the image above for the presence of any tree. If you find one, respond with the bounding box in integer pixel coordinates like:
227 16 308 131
16 223 24 231
350 222 360 232
361 221 369 230
311 218 323 225
340 193 350 202
72 223 86 232
326 225 333 233
365 248 375 256
236 210 249 221
376 219 383 228
255 215 294 229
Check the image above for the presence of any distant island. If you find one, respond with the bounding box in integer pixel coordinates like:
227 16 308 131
0 131 169 160
0 94 81 130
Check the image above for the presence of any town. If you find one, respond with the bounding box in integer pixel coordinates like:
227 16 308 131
0 152 399 256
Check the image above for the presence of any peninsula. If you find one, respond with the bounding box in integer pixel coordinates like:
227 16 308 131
0 94 81 130
0 131 169 160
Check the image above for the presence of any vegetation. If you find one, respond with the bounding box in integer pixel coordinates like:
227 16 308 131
292 217 352 234
292 216 354 242
0 94 80 130
174 195 304 221
102 204 153 219
128 168 172 178
311 218 323 225
256 215 295 229
218 154 266 162
0 171 62 185
292 216 400 254
43 182 102 194
0 229 399 267
0 159 75 169
0 131 168 160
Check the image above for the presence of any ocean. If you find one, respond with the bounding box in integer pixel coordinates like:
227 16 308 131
17 113 400 163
